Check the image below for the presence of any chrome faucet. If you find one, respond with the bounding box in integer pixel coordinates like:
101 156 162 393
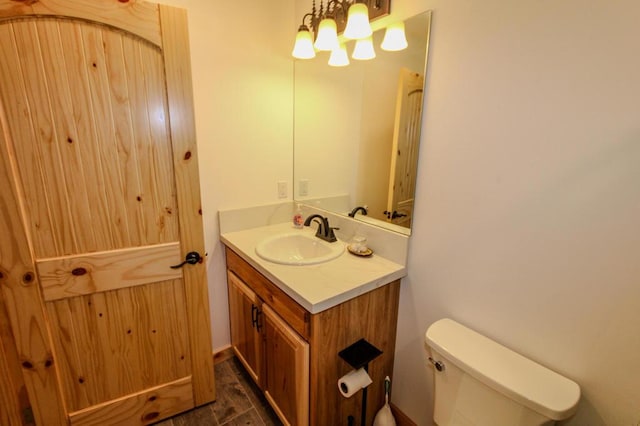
348 206 368 217
303 214 339 243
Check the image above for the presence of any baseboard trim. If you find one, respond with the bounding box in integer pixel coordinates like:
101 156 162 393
390 403 417 426
213 345 234 364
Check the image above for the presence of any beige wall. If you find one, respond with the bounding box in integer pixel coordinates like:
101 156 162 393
396 1 640 425
160 0 639 424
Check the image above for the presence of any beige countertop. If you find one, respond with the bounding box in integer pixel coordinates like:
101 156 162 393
220 222 406 314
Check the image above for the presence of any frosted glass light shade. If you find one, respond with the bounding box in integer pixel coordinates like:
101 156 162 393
352 36 376 60
328 44 349 67
292 27 316 59
381 21 408 51
314 18 339 51
344 3 372 39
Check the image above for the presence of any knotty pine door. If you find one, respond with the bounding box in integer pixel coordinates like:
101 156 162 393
0 1 214 424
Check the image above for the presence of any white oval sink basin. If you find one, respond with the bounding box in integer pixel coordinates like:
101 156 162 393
255 232 344 265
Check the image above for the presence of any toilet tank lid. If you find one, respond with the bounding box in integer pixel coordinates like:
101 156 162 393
425 318 581 421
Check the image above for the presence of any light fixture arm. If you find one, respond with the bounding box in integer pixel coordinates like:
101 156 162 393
299 12 315 32
304 0 355 38
326 0 348 17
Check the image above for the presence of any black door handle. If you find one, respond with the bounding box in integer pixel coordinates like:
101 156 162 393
170 251 202 269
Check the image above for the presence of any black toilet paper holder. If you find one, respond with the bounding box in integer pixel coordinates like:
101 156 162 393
339 338 383 426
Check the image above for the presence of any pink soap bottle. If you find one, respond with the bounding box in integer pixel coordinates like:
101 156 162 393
293 203 304 228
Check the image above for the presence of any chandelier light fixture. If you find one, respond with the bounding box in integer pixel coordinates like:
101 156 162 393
292 0 404 66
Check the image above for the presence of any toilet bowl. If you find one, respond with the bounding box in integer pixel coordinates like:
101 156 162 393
425 319 580 426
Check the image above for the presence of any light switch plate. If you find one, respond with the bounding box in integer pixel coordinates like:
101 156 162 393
299 179 309 196
277 181 287 199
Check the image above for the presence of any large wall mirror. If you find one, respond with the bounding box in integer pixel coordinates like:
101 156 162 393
293 11 432 235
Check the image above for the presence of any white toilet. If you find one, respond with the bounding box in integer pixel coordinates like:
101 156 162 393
425 318 580 426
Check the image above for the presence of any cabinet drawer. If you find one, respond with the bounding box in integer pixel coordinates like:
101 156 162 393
225 247 310 340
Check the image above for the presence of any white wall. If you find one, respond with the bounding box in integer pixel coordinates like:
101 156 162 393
394 1 640 425
157 0 295 350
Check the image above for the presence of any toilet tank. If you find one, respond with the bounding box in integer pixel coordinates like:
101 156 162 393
425 319 580 426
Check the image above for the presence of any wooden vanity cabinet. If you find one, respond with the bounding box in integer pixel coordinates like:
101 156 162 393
225 247 400 426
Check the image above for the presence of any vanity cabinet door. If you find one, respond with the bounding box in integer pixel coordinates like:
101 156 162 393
228 271 262 384
262 304 310 426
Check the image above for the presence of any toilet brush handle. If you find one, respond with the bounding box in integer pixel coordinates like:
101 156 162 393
384 376 391 402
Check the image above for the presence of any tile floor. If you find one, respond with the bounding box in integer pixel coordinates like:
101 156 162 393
156 357 282 426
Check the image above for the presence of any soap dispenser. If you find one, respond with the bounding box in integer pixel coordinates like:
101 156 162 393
293 203 304 229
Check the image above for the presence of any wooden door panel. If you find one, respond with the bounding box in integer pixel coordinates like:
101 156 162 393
45 280 191 412
1 17 190 411
0 0 214 423
1 18 179 258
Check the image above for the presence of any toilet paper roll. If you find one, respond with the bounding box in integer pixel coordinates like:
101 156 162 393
338 368 373 398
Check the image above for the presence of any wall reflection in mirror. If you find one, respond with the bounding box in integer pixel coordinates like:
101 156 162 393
294 11 431 235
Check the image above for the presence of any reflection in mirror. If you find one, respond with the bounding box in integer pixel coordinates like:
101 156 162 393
294 11 431 235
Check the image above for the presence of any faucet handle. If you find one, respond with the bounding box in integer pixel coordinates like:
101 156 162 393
326 226 339 243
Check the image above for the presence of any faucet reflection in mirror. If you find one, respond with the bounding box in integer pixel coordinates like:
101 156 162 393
292 0 402 66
